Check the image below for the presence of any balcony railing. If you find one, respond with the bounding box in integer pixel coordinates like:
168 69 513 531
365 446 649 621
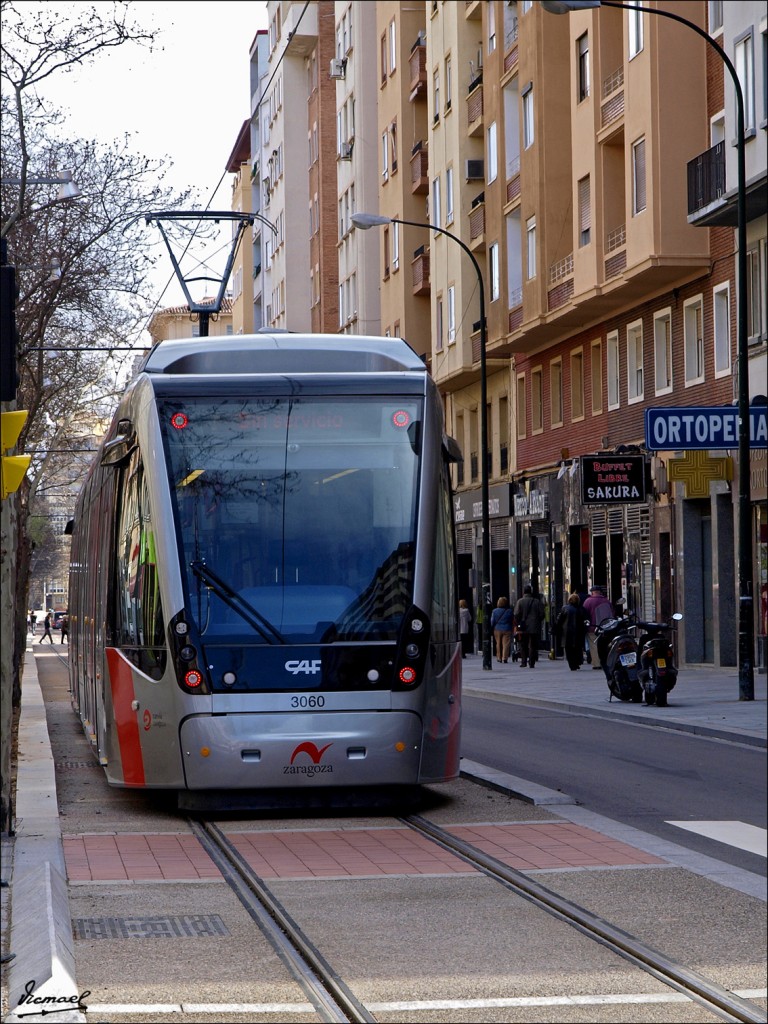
411 246 430 295
687 140 725 215
410 143 429 194
605 224 626 253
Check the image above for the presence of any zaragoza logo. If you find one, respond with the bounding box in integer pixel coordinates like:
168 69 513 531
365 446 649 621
284 741 334 776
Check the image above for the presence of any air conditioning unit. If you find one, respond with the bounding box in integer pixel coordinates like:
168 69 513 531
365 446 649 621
329 57 346 79
339 141 353 160
465 159 484 180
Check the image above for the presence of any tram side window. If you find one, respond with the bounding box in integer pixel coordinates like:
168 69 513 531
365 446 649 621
114 451 166 678
431 459 459 644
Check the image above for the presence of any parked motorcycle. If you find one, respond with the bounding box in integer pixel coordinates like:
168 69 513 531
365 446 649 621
637 613 683 707
594 613 643 703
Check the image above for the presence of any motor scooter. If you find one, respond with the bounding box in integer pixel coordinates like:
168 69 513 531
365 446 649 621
637 613 683 707
594 613 643 703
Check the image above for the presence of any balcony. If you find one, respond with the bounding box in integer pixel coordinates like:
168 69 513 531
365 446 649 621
547 253 574 311
410 142 429 194
600 67 624 131
604 224 627 280
409 34 427 100
687 140 725 221
469 193 485 250
467 76 483 137
411 245 430 295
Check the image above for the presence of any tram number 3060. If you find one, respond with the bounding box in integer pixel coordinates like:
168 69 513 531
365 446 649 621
290 695 326 709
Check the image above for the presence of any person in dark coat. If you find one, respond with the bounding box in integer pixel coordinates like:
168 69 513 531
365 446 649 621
513 584 546 667
490 597 515 663
39 612 54 644
556 593 589 670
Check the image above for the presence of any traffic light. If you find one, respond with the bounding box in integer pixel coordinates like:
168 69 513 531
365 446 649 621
0 246 19 402
1 410 31 499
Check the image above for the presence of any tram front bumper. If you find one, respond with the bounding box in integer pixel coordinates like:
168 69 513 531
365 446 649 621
179 711 424 789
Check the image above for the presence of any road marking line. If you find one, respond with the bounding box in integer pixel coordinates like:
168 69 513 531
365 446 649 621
82 990 768 1015
666 820 767 857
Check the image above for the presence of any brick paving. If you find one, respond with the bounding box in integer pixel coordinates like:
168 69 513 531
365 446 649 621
63 823 665 882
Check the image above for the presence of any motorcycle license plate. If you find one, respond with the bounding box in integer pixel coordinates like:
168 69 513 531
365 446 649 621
656 658 667 668
619 652 636 667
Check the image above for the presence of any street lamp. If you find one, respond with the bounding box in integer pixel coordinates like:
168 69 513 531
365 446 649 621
351 211 494 670
0 169 81 200
542 0 754 700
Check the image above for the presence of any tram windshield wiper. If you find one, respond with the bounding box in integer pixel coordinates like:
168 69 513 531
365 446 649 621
190 560 286 645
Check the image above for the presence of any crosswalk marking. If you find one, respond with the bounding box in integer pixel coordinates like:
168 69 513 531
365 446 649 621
666 820 767 857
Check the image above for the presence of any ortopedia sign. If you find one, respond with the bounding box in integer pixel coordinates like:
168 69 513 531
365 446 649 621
645 406 767 450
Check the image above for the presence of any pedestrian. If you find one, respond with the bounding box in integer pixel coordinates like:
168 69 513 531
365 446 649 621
490 596 515 663
459 599 473 658
513 584 546 668
556 593 589 671
29 611 37 635
39 612 54 644
583 585 614 669
60 612 69 644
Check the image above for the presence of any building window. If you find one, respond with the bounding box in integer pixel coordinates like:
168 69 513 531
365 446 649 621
446 166 454 224
389 19 396 74
708 2 723 34
628 1 643 59
632 137 646 214
531 366 543 433
735 31 755 132
487 121 498 183
499 395 509 474
526 216 536 279
746 243 765 340
447 285 456 343
445 56 453 111
433 68 440 121
577 33 589 102
390 119 398 173
653 308 673 395
591 340 603 415
578 174 591 247
522 83 534 148
516 373 526 439
383 226 390 279
488 0 497 52
392 220 400 272
381 131 389 180
684 295 705 385
713 283 731 376
432 175 442 228
571 350 584 421
436 295 444 352
626 319 644 403
550 359 563 428
380 33 387 84
607 330 620 409
489 242 500 302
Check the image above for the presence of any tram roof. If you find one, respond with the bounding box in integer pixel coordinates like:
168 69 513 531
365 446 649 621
141 333 428 376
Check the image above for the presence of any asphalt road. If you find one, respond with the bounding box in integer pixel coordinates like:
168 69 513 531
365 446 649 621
461 693 768 876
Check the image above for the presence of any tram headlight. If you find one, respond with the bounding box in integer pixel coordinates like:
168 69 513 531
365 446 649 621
399 666 417 685
179 645 197 662
222 671 237 686
405 643 420 659
410 618 424 633
184 670 203 688
174 621 189 636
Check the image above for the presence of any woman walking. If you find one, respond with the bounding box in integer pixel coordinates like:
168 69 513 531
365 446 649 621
39 612 54 644
459 599 473 657
490 597 515 664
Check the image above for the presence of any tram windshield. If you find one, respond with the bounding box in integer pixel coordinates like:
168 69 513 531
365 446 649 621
159 395 422 643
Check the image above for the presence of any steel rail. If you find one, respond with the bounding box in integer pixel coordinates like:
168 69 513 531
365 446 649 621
189 819 376 1024
403 813 765 1024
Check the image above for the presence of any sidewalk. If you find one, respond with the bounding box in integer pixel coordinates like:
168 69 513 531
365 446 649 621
460 649 768 747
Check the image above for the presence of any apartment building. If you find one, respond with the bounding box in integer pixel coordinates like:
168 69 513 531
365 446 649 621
225 119 254 335
229 2 765 669
249 29 270 332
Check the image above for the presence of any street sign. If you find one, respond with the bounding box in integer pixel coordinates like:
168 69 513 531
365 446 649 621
645 406 767 450
580 455 647 505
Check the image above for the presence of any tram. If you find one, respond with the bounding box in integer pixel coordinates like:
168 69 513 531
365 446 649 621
67 333 462 808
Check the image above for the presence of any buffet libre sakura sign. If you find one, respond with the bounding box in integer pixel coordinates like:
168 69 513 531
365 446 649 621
580 455 647 505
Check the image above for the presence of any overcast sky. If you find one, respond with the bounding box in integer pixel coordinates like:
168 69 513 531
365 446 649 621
39 1 269 314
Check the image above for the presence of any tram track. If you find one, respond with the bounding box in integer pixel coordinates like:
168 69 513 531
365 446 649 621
191 811 766 1024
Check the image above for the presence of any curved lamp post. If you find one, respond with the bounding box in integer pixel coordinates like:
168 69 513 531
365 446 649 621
351 211 494 670
542 0 754 700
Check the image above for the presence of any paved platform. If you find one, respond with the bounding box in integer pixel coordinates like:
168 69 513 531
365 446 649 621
2 645 766 1023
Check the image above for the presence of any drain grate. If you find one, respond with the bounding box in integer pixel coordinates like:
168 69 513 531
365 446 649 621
56 760 100 770
73 915 229 940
